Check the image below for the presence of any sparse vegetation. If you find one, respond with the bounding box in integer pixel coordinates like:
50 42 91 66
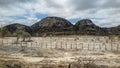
117 35 120 41
0 27 9 37
22 31 32 42
15 29 32 43
0 35 120 67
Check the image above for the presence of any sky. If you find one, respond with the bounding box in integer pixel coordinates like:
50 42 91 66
0 0 120 27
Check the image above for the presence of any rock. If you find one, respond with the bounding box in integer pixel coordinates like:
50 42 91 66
75 19 108 35
31 17 73 32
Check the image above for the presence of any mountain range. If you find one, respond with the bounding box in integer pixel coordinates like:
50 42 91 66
1 17 120 36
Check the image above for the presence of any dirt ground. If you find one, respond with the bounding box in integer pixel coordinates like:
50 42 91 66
0 36 120 68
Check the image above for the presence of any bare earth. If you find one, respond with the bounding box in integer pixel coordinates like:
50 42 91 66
0 36 120 68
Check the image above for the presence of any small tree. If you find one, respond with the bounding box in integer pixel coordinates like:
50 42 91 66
108 35 115 51
0 27 9 38
15 29 23 43
118 35 120 41
12 25 23 43
22 31 31 42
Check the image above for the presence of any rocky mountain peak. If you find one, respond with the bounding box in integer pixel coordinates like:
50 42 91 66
75 19 95 26
31 17 73 32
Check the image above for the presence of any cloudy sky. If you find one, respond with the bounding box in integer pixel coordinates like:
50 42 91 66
0 0 120 27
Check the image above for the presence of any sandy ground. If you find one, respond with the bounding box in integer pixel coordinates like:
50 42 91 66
0 36 120 67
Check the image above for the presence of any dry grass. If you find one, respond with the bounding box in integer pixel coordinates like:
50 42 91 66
0 36 120 68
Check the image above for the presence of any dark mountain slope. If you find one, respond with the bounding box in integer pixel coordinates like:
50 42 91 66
4 23 32 34
107 25 120 35
75 19 108 35
31 17 73 32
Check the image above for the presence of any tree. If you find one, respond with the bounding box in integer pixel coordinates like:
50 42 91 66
22 31 31 42
0 27 9 37
15 29 31 42
15 29 23 43
118 35 120 41
108 35 115 51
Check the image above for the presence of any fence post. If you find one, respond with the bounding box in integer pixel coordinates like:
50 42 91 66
111 43 113 51
26 42 27 49
99 44 101 51
50 39 52 48
51 42 52 49
104 43 107 51
46 43 47 49
12 40 13 47
36 42 37 47
41 42 42 48
66 42 67 49
76 43 77 49
81 43 83 50
20 41 22 48
7 39 8 46
61 42 62 49
93 44 95 50
55 42 57 49
117 44 119 52
1 39 3 48
88 44 90 50
70 44 72 49
31 42 32 48
38 43 39 48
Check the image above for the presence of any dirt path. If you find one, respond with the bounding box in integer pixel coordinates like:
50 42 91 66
0 53 119 63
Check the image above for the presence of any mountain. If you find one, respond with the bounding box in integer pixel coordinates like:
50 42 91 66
4 23 32 34
0 17 119 36
107 25 120 35
75 19 108 35
31 17 73 36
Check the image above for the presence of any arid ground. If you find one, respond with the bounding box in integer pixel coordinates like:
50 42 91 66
0 36 120 68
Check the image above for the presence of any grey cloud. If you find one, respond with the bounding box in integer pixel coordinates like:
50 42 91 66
44 0 62 8
101 0 120 8
69 0 120 11
0 0 34 4
0 0 37 7
70 0 98 11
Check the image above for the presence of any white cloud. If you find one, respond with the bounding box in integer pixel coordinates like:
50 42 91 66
0 0 120 27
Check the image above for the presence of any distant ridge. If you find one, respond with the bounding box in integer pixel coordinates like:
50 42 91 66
74 19 108 35
1 16 120 36
4 23 32 34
